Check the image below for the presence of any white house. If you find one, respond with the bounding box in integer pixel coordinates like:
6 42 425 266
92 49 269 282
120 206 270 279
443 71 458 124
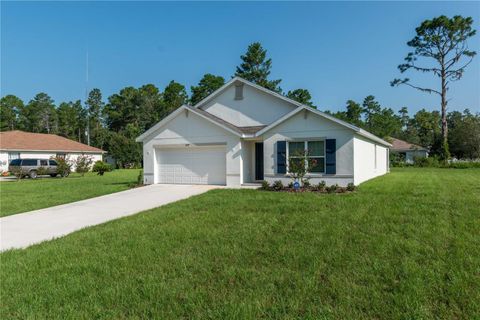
137 77 391 187
390 138 428 163
0 130 105 172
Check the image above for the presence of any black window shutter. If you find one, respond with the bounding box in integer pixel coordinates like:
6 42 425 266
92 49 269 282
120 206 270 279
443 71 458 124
277 141 286 174
325 139 336 174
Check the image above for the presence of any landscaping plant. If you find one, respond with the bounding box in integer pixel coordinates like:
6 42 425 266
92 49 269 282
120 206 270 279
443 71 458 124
271 180 284 191
287 150 316 186
52 156 72 177
92 161 112 176
75 155 94 177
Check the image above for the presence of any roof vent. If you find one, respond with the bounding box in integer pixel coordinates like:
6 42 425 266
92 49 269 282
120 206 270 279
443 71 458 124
234 83 244 100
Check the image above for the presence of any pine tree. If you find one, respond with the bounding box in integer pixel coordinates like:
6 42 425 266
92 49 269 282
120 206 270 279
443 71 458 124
235 42 281 92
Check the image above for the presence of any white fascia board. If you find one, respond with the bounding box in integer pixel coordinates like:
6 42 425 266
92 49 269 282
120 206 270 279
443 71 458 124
136 106 187 142
356 129 392 147
193 76 303 110
255 106 392 147
186 108 243 137
255 107 305 136
136 105 243 143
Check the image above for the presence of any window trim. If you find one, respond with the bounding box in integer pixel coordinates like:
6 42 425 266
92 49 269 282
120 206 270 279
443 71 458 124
286 140 326 174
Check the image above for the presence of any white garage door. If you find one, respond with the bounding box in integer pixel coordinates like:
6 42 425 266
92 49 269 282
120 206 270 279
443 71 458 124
156 146 226 185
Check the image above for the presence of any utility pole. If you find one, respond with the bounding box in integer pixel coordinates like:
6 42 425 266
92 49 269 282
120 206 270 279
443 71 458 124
85 49 90 146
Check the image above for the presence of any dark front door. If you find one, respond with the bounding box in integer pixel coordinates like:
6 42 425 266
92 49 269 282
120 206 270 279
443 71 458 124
255 142 264 180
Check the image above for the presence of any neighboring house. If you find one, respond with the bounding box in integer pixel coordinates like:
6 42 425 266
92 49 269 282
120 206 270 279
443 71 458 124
390 138 428 163
137 77 391 187
0 130 105 172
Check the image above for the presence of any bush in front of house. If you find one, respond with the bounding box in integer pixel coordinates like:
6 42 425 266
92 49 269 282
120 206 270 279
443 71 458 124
316 180 327 192
346 183 356 192
52 156 72 177
260 180 270 190
92 161 112 176
272 180 284 191
326 184 338 194
413 156 440 167
75 155 94 177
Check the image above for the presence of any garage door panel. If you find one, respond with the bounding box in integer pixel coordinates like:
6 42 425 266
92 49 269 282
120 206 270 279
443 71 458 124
156 146 226 185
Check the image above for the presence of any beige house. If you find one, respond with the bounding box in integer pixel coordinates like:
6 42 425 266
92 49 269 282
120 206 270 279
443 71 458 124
0 130 105 172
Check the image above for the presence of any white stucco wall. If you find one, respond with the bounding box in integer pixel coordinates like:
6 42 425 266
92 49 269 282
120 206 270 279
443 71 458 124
353 135 389 185
141 109 241 186
0 150 102 172
260 109 355 187
405 150 428 163
201 84 296 127
0 152 9 172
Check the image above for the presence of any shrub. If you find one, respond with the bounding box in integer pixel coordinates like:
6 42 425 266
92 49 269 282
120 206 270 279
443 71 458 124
272 180 284 191
260 180 270 190
316 180 326 192
137 169 144 185
11 167 25 181
36 166 48 176
447 160 480 169
52 156 72 177
288 150 316 186
92 161 112 176
346 183 355 192
326 184 338 194
303 180 311 189
75 155 94 176
287 182 294 189
413 156 439 167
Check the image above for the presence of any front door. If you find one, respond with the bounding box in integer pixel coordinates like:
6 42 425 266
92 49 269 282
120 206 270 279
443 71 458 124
255 142 264 181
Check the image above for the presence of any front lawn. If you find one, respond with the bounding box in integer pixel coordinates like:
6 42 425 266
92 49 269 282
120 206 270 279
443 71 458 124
1 168 479 319
0 169 141 217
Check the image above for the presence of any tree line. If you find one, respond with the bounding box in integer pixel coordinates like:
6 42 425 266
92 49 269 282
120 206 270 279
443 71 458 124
1 15 478 165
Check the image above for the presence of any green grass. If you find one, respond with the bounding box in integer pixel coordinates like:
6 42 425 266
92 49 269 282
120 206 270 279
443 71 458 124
0 169 141 217
1 168 479 319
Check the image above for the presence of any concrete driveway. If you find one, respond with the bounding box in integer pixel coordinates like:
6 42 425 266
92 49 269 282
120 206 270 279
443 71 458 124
0 184 219 251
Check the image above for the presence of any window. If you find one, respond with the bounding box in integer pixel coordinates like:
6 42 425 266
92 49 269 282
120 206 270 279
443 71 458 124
9 159 21 166
56 153 66 159
49 160 58 166
40 160 48 166
21 159 37 166
8 153 20 161
288 140 325 173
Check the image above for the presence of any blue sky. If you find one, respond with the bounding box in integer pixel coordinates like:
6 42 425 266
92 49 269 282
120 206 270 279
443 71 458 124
1 1 479 114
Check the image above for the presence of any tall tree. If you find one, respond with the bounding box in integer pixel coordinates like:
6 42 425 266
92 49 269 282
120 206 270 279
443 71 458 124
86 88 104 146
162 80 188 117
138 84 164 128
20 93 57 133
448 109 480 159
0 95 24 131
57 100 86 142
362 95 381 132
235 42 282 92
391 15 477 159
345 100 363 127
286 89 315 108
190 74 225 105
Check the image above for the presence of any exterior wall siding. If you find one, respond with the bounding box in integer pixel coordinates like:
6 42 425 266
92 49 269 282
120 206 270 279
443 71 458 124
201 84 296 127
353 135 389 185
260 109 355 187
